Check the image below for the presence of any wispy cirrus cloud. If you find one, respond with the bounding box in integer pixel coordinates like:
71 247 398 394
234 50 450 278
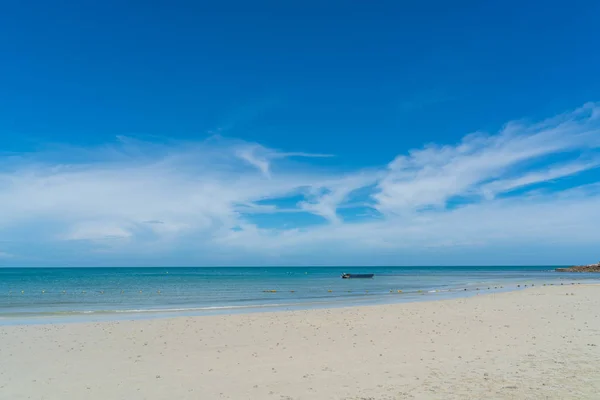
480 158 600 200
375 102 600 214
0 103 599 265
0 251 13 259
236 143 333 178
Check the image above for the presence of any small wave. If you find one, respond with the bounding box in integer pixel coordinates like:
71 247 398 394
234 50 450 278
112 304 275 313
1 302 314 318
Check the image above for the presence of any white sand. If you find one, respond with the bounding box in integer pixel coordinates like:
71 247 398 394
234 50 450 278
1 285 599 400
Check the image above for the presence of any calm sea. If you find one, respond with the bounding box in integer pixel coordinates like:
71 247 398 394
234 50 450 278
1 266 597 324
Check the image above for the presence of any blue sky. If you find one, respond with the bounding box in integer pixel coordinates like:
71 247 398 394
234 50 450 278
1 1 599 266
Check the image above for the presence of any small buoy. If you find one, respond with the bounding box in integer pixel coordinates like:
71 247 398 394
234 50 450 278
139 290 143 293
328 290 332 293
100 291 104 294
21 290 24 294
42 290 45 293
62 290 66 294
157 290 161 294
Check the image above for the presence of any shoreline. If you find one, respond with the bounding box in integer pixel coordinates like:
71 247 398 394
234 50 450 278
2 284 599 399
3 284 600 399
4 266 598 328
2 280 598 326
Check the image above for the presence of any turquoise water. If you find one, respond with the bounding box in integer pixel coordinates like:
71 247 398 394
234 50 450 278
1 266 597 324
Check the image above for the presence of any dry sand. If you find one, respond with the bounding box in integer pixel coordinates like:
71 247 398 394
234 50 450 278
1 285 599 400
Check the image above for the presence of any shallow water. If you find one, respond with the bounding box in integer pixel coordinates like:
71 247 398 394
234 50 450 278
1 266 597 324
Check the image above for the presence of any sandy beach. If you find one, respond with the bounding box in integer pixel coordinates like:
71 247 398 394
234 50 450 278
1 285 599 400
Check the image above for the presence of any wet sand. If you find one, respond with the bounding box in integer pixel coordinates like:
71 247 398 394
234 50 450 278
1 284 599 399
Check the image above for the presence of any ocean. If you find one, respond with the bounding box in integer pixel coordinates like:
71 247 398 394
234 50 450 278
1 266 597 324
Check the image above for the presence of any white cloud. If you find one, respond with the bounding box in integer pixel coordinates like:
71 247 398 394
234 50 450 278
236 143 333 178
374 102 600 214
0 103 599 265
298 173 379 223
236 144 273 177
480 159 600 199
62 221 134 241
0 251 13 258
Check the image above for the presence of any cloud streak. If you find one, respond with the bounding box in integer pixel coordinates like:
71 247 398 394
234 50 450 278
375 102 600 214
0 103 599 265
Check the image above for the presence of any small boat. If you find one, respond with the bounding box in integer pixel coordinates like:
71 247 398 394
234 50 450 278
341 273 374 279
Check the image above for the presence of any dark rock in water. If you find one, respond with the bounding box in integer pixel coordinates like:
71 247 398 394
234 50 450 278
556 262 600 273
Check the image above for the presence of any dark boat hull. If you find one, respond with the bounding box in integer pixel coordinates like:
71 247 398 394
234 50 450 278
341 273 374 279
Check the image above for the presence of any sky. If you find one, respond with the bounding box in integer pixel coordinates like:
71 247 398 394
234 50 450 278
1 1 599 266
